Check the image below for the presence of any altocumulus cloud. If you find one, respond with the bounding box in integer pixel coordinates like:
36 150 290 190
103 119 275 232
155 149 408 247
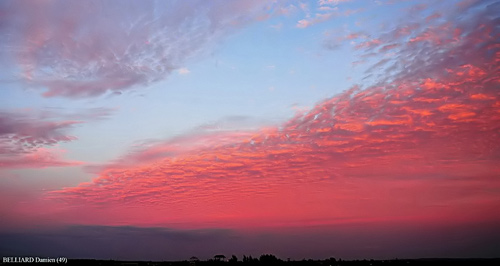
47 0 500 228
0 0 275 98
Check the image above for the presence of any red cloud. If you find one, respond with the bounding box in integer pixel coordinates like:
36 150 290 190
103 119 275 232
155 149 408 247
45 0 500 228
49 45 500 228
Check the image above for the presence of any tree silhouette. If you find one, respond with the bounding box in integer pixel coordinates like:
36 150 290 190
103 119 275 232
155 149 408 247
243 255 259 264
229 255 238 263
259 254 280 264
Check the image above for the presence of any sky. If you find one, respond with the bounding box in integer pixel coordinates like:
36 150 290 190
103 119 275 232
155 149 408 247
0 0 499 261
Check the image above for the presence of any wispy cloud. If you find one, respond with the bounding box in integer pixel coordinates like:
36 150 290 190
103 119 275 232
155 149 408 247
297 10 338 28
354 38 382 49
296 0 360 29
270 22 284 31
0 147 80 169
318 0 351 6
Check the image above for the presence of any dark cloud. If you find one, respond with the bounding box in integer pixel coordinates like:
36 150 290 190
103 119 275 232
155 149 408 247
1 222 499 260
0 225 235 261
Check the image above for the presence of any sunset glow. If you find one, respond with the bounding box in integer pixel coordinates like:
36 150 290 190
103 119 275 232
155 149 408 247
1 0 499 261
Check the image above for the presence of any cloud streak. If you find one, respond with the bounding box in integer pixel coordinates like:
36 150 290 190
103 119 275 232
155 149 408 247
296 6 360 28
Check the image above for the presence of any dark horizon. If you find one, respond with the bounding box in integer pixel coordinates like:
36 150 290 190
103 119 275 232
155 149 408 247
2 220 500 262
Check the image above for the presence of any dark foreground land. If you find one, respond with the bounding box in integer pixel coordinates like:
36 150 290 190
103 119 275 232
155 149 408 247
2 258 500 266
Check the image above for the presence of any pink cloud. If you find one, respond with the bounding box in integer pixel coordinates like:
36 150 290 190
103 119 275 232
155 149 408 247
352 0 498 86
379 43 400 52
355 39 382 49
48 30 500 227
345 33 363 40
85 130 256 173
425 12 442 22
0 111 79 155
0 0 274 98
0 108 112 169
408 23 455 45
391 23 421 38
0 147 82 168
296 11 339 28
